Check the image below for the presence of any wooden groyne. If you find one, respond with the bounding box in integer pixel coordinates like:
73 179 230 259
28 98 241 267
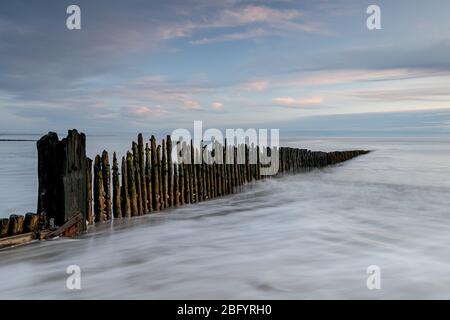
0 129 369 249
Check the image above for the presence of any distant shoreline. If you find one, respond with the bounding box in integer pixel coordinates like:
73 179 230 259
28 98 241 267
0 139 37 142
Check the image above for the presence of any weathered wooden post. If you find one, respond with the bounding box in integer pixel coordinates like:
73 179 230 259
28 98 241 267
167 136 173 208
23 213 39 233
37 130 88 232
132 142 143 216
150 136 161 211
161 139 168 209
102 151 112 220
86 158 93 225
145 143 153 213
0 219 9 238
112 153 122 219
157 145 164 209
138 134 148 214
121 156 131 217
94 155 105 223
127 151 138 216
173 164 179 207
179 163 185 205
8 215 24 236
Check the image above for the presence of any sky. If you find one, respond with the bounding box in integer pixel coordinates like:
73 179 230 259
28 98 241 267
1 0 450 134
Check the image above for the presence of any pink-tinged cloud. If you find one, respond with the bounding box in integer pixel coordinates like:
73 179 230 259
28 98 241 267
210 102 224 110
182 100 202 110
285 69 442 87
273 96 324 107
125 106 168 117
219 5 302 25
245 79 270 92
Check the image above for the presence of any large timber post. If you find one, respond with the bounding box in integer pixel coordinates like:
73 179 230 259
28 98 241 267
37 129 89 232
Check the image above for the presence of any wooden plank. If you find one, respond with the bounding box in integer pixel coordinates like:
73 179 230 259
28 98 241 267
0 232 37 250
45 213 83 239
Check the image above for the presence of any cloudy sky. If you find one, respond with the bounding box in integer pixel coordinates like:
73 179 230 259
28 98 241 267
1 0 450 133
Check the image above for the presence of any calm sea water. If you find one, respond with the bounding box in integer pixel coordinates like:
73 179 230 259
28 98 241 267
0 134 450 299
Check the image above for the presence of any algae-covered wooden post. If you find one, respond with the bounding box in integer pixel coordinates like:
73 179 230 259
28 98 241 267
8 215 24 236
121 156 131 218
179 163 185 205
94 155 105 223
112 152 122 219
167 136 173 208
157 145 164 209
86 158 93 225
150 136 161 211
37 130 88 231
145 142 153 213
138 134 148 214
0 219 9 238
173 164 179 207
127 151 138 216
101 151 112 221
132 142 143 216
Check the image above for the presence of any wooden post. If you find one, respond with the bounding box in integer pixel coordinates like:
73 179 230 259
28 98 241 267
112 153 122 219
94 155 105 223
132 142 143 216
138 134 148 214
150 136 160 211
161 140 168 209
0 219 9 238
127 151 138 216
179 163 185 205
145 143 153 213
185 163 191 204
37 130 88 230
101 150 112 220
167 136 173 208
23 213 39 233
86 158 93 225
157 145 164 209
173 164 179 207
121 156 131 218
222 142 227 195
8 214 24 236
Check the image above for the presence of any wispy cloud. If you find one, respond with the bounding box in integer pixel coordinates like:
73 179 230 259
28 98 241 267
210 102 224 110
273 96 324 107
123 106 168 118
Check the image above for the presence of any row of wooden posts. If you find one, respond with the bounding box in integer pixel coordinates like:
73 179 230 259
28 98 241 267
89 133 369 225
0 130 369 240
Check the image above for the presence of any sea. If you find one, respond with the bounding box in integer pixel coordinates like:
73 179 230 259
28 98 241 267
0 133 449 299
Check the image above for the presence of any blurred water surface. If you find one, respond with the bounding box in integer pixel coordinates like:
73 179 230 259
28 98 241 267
0 135 450 299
